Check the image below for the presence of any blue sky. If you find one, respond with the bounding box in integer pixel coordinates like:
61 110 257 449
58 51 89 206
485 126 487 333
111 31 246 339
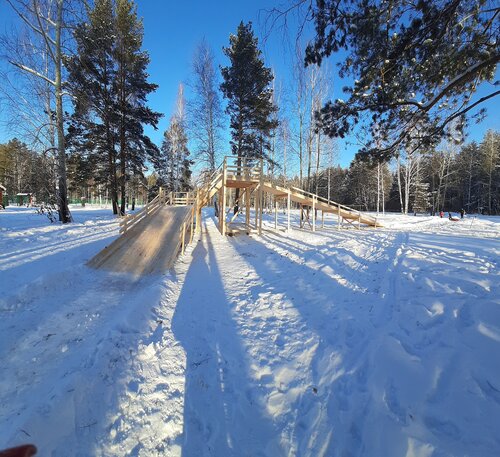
0 0 498 170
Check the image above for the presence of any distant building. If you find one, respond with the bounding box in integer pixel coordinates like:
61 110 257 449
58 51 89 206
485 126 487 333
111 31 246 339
16 192 33 206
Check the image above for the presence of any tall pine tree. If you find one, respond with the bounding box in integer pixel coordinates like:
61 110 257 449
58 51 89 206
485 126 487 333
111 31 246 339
67 0 161 215
114 0 161 215
306 0 499 159
67 0 118 212
220 21 277 212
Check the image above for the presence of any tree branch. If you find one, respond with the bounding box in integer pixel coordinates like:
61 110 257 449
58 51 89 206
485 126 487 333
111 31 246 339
33 0 57 63
9 60 56 86
6 0 57 50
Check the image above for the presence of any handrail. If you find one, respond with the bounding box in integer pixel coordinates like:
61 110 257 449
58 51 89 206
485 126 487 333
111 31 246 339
119 190 165 234
194 156 378 231
176 197 198 258
289 186 376 221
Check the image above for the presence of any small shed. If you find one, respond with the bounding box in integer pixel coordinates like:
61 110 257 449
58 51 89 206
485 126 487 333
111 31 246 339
17 192 33 206
0 184 6 208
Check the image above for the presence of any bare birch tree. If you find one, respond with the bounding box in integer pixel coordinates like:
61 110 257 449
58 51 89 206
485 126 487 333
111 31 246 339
188 39 223 175
3 0 73 222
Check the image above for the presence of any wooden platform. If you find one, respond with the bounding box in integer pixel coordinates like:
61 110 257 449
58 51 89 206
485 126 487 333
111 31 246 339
88 206 190 276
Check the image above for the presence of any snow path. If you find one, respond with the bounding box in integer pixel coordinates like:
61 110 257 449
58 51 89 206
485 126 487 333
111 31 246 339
1 207 499 456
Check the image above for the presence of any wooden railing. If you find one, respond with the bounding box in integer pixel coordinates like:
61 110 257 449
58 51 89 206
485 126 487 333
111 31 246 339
224 156 262 181
177 203 197 257
289 186 378 225
169 191 196 206
119 189 166 234
197 165 224 206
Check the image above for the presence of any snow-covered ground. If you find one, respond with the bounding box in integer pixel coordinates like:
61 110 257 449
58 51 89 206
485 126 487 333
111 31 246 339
1 206 499 456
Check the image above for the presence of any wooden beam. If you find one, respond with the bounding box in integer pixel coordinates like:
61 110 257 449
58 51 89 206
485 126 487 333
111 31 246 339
221 162 227 236
287 191 291 231
312 196 316 232
274 197 278 230
245 187 250 232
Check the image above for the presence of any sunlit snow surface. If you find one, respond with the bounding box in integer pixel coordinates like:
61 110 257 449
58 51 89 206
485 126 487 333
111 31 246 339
1 206 499 456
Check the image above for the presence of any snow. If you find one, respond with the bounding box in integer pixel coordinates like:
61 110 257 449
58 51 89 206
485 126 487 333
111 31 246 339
1 206 499 456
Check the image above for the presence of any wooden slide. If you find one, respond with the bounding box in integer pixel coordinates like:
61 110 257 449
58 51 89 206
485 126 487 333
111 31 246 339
88 157 379 277
88 206 191 276
261 181 380 227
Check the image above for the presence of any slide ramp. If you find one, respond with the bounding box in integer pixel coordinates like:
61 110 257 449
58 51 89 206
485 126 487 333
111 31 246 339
262 182 380 227
88 206 190 276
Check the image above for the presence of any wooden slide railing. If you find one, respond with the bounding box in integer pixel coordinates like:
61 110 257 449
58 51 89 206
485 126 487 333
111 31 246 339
288 186 379 227
119 189 166 234
178 203 196 257
169 191 196 206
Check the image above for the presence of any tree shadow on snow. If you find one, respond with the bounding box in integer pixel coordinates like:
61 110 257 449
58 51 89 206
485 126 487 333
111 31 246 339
172 229 281 456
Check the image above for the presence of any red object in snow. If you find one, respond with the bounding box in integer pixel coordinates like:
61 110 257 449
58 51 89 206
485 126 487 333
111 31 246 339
0 445 37 457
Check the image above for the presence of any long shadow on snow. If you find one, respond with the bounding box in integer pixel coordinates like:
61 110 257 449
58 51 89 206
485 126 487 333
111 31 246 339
232 230 500 456
260 230 384 279
227 231 406 456
172 229 281 456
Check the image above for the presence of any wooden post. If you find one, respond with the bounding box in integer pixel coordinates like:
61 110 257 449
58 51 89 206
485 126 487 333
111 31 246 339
358 213 361 230
338 206 341 230
258 158 263 235
287 191 291 231
221 159 227 236
254 185 259 229
195 193 201 234
322 210 324 228
181 222 186 255
245 187 250 232
274 195 278 230
258 184 263 236
312 196 316 232
190 207 195 243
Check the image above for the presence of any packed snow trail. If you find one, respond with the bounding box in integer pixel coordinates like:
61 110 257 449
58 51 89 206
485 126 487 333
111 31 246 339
0 207 499 456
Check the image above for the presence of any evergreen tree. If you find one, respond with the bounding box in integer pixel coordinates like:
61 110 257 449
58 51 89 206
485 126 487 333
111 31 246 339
158 121 192 192
454 142 481 212
478 130 500 214
67 0 118 211
114 0 161 215
158 129 175 192
67 0 161 215
306 0 499 159
221 21 278 212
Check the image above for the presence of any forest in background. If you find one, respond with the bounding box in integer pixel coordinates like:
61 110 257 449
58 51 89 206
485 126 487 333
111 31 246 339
0 0 498 217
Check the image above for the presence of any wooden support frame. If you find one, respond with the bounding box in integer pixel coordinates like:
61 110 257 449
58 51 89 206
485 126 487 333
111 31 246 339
312 196 316 232
287 191 291 231
191 154 380 240
258 158 263 235
300 205 312 229
274 195 278 230
220 160 227 236
245 188 250 232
